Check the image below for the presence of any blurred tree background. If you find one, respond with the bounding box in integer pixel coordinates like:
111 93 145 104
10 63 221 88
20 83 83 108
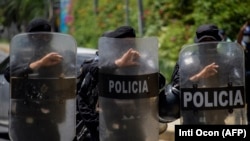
0 0 250 83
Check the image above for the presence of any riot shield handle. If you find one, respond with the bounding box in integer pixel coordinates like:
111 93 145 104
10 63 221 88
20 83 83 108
192 83 198 89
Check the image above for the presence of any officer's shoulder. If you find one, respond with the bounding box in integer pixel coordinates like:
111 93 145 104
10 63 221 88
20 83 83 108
84 58 94 63
82 56 98 65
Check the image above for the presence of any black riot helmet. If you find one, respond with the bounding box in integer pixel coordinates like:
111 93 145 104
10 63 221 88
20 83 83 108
194 24 223 43
243 25 250 44
26 18 53 44
158 83 180 123
102 26 136 38
26 18 52 32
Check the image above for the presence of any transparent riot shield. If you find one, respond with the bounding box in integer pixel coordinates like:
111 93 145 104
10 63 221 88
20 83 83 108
98 37 159 141
9 32 77 141
179 41 246 125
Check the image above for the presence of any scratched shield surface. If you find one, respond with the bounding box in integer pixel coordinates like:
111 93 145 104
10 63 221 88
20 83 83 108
178 41 246 125
9 32 77 141
98 37 159 141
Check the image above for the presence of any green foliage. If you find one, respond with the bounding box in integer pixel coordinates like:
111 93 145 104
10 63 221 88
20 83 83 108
71 0 250 82
2 0 50 31
73 0 137 48
1 0 250 83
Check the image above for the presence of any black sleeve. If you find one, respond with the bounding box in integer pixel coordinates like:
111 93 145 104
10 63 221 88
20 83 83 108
99 61 118 74
4 62 33 82
158 72 166 90
80 59 99 79
169 62 180 91
82 58 119 76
